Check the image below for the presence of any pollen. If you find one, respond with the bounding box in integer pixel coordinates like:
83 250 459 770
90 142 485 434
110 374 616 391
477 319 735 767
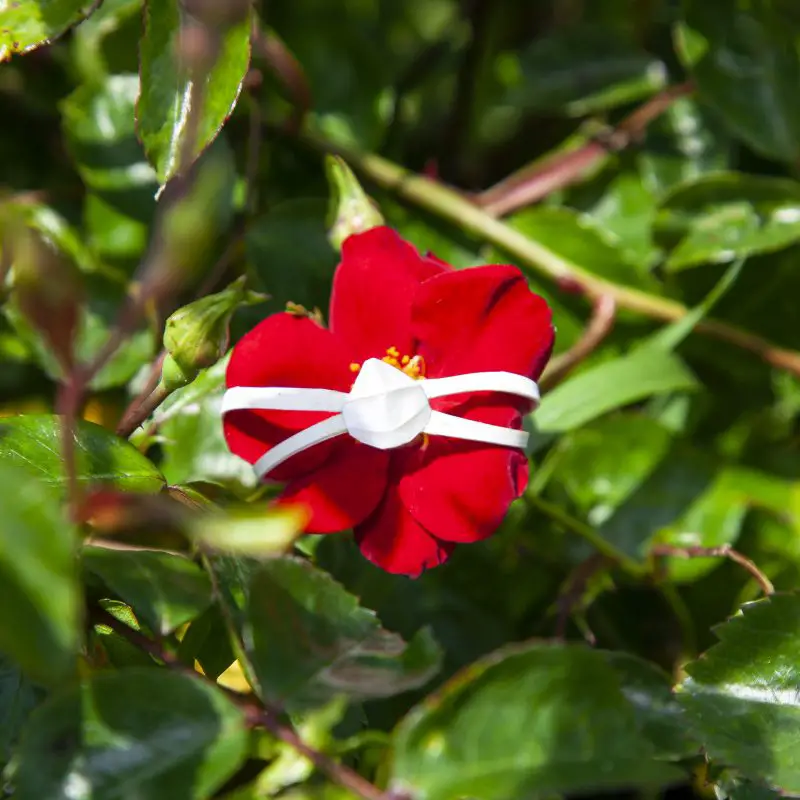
381 346 425 379
349 347 426 380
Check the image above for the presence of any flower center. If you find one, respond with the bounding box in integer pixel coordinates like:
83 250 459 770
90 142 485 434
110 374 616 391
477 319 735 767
350 346 425 380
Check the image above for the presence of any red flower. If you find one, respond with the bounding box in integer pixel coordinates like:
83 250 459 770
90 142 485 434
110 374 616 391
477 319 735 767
223 227 553 577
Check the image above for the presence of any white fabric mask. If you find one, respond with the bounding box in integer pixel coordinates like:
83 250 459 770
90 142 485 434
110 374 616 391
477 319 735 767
222 357 539 480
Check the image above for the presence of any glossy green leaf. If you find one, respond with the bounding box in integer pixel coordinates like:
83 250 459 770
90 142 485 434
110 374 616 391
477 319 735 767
0 414 165 493
60 73 157 261
679 594 800 793
513 25 667 115
0 0 99 60
533 348 697 436
0 463 79 685
71 0 142 80
391 643 682 799
506 206 660 291
637 96 733 195
603 652 698 760
14 668 248 799
83 546 213 635
245 557 442 709
656 174 800 270
678 0 800 162
137 0 252 182
549 415 674 523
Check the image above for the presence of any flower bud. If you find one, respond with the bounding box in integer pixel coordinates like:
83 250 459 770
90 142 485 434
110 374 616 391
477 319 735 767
325 155 384 252
161 276 266 391
7 222 83 372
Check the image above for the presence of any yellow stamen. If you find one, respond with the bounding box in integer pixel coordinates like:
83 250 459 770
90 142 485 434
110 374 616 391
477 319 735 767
350 346 426 382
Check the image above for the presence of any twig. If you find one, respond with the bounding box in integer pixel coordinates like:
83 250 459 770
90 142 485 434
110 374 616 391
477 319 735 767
477 82 694 217
296 129 800 379
651 544 775 596
554 553 610 642
252 26 311 133
247 707 394 800
91 606 393 800
540 294 616 391
116 383 172 438
94 608 186 670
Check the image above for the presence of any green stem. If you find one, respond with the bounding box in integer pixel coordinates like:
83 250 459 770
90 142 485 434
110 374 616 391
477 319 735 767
525 493 647 578
302 131 800 378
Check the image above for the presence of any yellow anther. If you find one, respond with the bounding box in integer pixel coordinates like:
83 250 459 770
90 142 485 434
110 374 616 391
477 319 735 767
349 362 361 373
386 346 400 357
401 355 410 365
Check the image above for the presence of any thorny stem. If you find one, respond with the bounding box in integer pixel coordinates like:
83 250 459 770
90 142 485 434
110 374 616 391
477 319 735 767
299 127 800 379
93 608 394 800
651 544 775 596
476 82 694 216
116 383 172 439
540 295 616 391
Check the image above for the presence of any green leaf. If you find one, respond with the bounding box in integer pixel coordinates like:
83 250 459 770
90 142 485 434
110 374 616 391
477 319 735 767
60 74 157 261
656 174 800 271
513 24 667 115
679 594 800 794
391 643 682 799
137 0 252 182
548 415 674 521
154 357 256 492
0 653 45 764
0 0 100 60
637 96 733 195
0 463 79 685
0 415 165 493
603 651 698 760
71 0 142 80
245 199 338 311
14 668 248 799
533 348 698 436
678 0 800 162
83 546 213 635
245 557 442 709
506 206 660 291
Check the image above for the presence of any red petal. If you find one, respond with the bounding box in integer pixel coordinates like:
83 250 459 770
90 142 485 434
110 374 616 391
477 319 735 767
330 227 447 364
397 401 529 543
223 313 353 481
279 441 389 532
355 487 455 577
412 264 554 385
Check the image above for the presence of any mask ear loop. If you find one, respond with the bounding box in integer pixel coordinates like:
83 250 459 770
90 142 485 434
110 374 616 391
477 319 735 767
223 362 540 480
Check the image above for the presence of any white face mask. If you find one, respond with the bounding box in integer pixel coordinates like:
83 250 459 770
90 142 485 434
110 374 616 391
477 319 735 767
222 358 540 480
